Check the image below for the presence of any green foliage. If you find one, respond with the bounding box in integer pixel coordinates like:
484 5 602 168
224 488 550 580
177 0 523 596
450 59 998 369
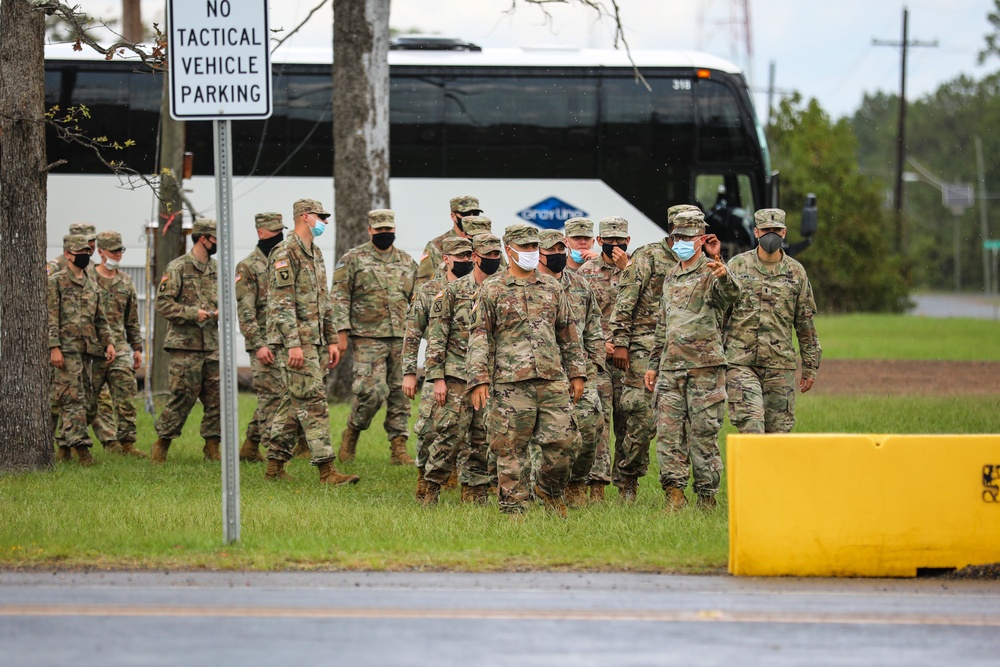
768 95 910 312
979 0 1000 64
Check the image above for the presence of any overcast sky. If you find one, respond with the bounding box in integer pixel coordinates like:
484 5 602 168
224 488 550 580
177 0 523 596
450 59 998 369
118 0 997 119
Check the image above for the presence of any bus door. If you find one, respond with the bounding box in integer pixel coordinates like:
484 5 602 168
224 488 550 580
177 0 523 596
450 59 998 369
693 172 757 260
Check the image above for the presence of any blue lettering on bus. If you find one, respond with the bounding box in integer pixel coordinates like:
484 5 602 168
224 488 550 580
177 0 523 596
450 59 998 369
516 197 588 230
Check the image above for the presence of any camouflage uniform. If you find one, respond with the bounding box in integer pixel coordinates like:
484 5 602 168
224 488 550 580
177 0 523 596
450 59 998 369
48 235 113 454
415 195 479 292
332 210 418 447
649 212 741 499
423 235 494 491
265 222 338 463
609 205 699 487
724 209 822 434
236 213 287 455
467 224 588 514
403 274 448 472
576 217 630 486
154 220 220 442
88 232 143 449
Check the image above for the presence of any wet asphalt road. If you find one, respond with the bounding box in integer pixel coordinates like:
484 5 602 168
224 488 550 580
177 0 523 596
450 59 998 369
1 571 998 666
909 293 1000 320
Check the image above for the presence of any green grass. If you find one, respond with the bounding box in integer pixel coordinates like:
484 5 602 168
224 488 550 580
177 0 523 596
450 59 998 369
814 313 1000 360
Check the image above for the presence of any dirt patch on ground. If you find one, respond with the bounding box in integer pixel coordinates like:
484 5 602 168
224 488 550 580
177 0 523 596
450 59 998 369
813 360 1000 396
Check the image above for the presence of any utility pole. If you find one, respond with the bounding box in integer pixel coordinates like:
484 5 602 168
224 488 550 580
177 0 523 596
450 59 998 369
873 7 937 253
976 136 991 294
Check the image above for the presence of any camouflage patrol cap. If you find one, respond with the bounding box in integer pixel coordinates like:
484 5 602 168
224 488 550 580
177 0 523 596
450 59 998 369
191 218 217 237
754 208 786 230
564 217 594 238
255 212 285 232
539 229 566 250
293 198 330 218
671 210 706 237
368 209 396 230
473 233 502 254
504 223 540 247
599 216 629 239
667 204 701 228
461 215 492 237
450 195 481 213
69 223 97 241
63 234 91 253
442 236 473 256
96 231 124 251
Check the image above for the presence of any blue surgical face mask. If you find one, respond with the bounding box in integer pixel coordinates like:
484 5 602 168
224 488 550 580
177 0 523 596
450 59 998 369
673 239 696 261
570 248 584 264
311 220 326 238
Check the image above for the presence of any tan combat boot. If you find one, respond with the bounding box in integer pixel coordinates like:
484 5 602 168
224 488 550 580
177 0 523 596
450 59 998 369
697 494 718 510
665 487 688 512
74 446 96 467
588 481 607 503
318 460 360 486
415 468 428 503
103 440 123 454
119 441 147 458
422 480 441 506
203 438 221 462
618 476 639 504
264 458 292 481
389 435 414 466
56 446 73 462
443 467 458 490
239 438 264 463
291 437 311 459
533 485 568 519
338 426 360 463
151 438 172 463
470 484 490 505
564 481 588 508
460 483 474 504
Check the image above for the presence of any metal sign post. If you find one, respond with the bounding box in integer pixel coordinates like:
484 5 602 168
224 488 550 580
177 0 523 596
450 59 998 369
168 0 272 543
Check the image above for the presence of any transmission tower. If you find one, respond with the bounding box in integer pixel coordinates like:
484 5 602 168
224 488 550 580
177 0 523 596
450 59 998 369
697 0 753 81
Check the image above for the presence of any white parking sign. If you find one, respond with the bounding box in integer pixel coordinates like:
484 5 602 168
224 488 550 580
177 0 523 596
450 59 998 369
167 0 272 120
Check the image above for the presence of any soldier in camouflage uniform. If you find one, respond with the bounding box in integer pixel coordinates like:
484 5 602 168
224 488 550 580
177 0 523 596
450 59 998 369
467 224 587 517
152 218 221 463
48 234 115 466
609 204 701 501
724 208 821 433
414 195 480 292
334 209 419 465
563 217 599 272
536 230 606 507
87 231 145 458
417 236 490 504
403 238 469 499
645 210 741 511
235 212 286 463
264 199 357 486
576 216 631 501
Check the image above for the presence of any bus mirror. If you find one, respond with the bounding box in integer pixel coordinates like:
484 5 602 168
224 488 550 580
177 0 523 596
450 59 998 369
183 152 194 181
800 193 817 237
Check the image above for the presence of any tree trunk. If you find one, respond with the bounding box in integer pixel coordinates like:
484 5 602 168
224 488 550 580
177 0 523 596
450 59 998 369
0 0 53 471
329 0 391 400
122 0 143 42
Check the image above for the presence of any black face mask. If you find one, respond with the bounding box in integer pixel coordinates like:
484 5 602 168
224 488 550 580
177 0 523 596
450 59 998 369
257 232 284 256
454 216 465 233
372 232 395 250
758 232 783 254
542 252 567 274
72 253 91 269
451 260 474 278
206 241 218 256
603 242 627 258
478 256 502 275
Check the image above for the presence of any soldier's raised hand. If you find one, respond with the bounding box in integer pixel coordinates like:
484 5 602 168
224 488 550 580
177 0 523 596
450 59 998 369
705 259 728 279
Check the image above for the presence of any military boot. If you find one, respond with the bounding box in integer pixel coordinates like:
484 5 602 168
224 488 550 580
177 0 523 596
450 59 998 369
318 460 360 486
151 438 172 464
264 458 292 481
389 435 414 466
587 481 607 503
103 440 123 454
470 484 490 505
618 476 639 504
564 481 588 508
338 426 360 463
415 468 428 503
422 481 441 506
533 485 568 519
239 438 265 463
74 446 96 467
291 437 311 459
119 440 147 458
697 494 718 510
443 467 459 490
56 446 73 462
202 438 221 462
460 483 475 504
665 487 688 512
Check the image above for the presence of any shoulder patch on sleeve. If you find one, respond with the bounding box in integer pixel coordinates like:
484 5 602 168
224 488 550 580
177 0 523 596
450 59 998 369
273 260 293 288
235 272 243 283
420 252 430 262
432 291 445 315
274 259 289 270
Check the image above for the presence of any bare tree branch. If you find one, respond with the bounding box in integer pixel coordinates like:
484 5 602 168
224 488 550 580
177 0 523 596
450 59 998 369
271 0 331 54
32 1 166 68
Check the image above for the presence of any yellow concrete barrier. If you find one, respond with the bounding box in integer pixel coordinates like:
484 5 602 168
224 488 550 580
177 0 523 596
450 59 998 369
727 434 1000 577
